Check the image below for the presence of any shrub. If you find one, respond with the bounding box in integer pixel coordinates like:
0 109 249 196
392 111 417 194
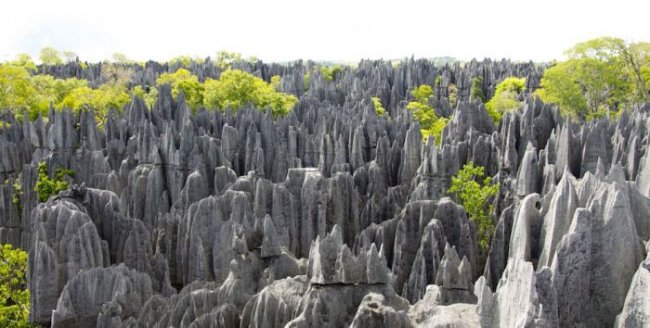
0 244 31 328
448 162 499 249
371 97 386 116
203 69 297 117
34 162 74 203
486 77 526 124
470 76 486 102
156 68 204 110
321 65 343 81
406 85 448 144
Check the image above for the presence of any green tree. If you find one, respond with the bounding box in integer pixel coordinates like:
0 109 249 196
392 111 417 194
111 52 131 64
485 77 526 123
411 84 434 103
448 84 458 106
34 162 74 203
406 84 447 144
156 68 204 110
535 61 588 119
0 65 36 114
10 54 37 72
448 162 499 249
568 37 649 103
537 37 650 120
168 55 204 68
371 97 386 116
470 76 486 102
62 51 78 63
203 69 297 117
132 85 158 109
303 72 311 90
0 244 30 328
320 65 342 81
39 47 63 66
215 51 242 70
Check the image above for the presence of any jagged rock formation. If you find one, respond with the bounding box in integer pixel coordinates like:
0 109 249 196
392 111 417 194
0 59 648 327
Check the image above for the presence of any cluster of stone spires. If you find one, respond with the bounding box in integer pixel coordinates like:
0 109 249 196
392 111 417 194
0 58 648 327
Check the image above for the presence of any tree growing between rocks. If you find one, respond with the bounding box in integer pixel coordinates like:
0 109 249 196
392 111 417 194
34 162 74 203
371 96 386 116
536 37 650 120
39 47 63 66
448 162 499 249
0 244 30 328
485 77 526 124
406 84 448 144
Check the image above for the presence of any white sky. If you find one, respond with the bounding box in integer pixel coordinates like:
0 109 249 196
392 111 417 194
1 0 648 63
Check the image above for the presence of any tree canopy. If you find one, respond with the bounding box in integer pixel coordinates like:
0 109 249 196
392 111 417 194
406 85 448 144
536 37 650 120
0 244 30 328
485 77 526 123
156 68 205 110
203 70 298 117
39 47 63 66
448 162 499 249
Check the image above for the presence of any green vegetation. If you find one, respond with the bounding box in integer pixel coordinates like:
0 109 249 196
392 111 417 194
470 76 486 102
536 37 650 120
321 65 343 81
371 97 386 116
111 52 132 64
215 51 242 70
406 85 448 144
34 162 74 203
39 47 63 66
132 86 158 109
0 244 31 328
63 51 78 63
0 55 130 122
203 69 298 117
1 48 298 121
448 162 499 249
156 68 205 110
303 72 311 90
448 84 458 106
485 77 526 123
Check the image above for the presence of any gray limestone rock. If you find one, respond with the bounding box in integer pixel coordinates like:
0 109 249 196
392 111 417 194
550 208 593 327
537 168 578 268
51 264 153 328
615 253 650 327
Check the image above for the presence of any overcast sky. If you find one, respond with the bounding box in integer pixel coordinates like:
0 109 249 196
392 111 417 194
1 0 648 63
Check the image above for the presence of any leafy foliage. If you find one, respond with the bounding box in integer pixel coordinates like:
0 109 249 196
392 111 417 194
320 65 343 81
0 64 37 115
470 76 486 102
448 162 499 249
203 70 297 117
34 162 74 203
406 85 448 144
537 37 650 120
39 47 63 66
303 72 311 90
0 244 31 328
536 60 588 119
371 97 386 116
411 84 434 103
132 86 158 109
448 84 458 106
156 68 205 110
62 51 78 63
0 63 129 122
486 77 526 123
10 55 37 72
215 51 242 70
